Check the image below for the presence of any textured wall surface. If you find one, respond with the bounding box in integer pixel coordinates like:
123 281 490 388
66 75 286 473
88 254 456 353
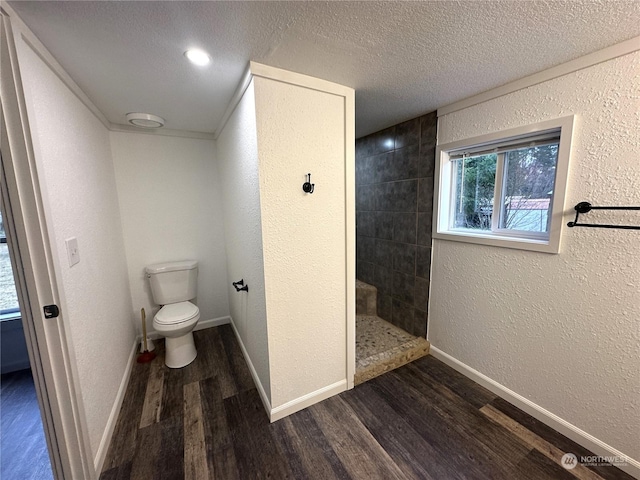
254 76 347 408
431 51 640 459
355 113 436 337
110 132 230 332
216 81 271 401
15 40 136 458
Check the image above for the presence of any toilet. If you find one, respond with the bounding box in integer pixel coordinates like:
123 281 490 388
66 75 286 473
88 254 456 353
145 260 200 368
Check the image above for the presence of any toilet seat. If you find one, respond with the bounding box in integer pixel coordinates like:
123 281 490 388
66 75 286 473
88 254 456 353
155 301 199 325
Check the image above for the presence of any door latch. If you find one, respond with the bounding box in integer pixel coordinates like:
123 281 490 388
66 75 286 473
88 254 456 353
43 304 60 318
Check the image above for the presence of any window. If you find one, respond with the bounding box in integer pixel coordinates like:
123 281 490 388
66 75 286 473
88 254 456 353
1 211 21 320
434 116 574 253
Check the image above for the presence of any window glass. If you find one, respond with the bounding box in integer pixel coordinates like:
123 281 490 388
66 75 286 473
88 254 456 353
500 144 558 233
453 154 496 231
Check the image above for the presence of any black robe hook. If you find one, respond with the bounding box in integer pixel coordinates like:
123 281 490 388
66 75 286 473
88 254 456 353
302 173 314 194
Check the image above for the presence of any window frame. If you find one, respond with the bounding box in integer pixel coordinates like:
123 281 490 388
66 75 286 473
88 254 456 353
433 116 575 254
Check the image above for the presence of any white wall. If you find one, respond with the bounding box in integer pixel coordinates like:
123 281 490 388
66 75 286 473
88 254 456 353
109 132 229 331
430 51 640 461
216 80 271 401
253 74 348 410
14 39 136 460
216 66 354 418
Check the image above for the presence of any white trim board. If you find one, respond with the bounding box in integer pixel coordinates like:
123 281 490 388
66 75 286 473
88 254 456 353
109 123 215 141
93 337 138 474
270 380 347 423
228 318 273 419
249 61 353 97
215 61 355 139
227 317 347 422
429 347 640 479
213 65 254 140
438 35 640 117
344 87 356 391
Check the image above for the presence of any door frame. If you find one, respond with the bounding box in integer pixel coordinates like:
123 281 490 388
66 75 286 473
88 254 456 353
1 9 96 480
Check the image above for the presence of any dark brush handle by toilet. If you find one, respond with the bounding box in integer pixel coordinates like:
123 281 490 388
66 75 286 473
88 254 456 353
233 279 248 292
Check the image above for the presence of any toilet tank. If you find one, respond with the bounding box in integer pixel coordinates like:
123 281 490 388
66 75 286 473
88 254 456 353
145 260 198 305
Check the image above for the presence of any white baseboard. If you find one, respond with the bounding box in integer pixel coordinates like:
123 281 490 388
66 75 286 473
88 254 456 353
195 316 230 331
228 318 348 423
146 315 231 340
93 337 138 474
228 318 272 418
270 380 347 422
429 346 640 479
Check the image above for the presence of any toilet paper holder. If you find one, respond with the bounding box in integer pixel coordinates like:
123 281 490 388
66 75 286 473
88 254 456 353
232 279 248 292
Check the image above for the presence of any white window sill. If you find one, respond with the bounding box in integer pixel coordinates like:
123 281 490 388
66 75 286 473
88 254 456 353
433 229 559 254
0 311 21 323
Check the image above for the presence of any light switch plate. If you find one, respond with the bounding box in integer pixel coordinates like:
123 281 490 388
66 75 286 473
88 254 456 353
65 237 80 267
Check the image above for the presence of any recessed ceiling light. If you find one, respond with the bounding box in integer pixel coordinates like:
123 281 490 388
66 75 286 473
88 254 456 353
184 49 211 66
126 112 165 128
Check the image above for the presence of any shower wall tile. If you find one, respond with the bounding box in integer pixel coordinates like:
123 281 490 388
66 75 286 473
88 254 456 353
416 246 432 280
417 212 433 246
377 294 393 321
420 112 437 143
374 265 394 293
393 243 416 276
356 236 365 262
355 155 373 185
357 261 375 286
414 277 430 312
413 309 428 338
357 186 375 211
371 152 393 184
373 127 396 154
418 178 434 213
374 211 393 240
392 299 414 333
375 239 394 269
389 145 419 181
419 143 436 178
395 118 420 150
393 212 416 244
392 271 415 305
356 111 437 337
357 212 375 237
357 236 376 263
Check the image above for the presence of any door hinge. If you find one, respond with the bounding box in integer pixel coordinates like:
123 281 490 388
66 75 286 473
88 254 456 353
43 304 60 318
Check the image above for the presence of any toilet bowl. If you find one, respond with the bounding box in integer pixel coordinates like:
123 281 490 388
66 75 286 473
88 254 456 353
153 301 200 368
145 260 200 368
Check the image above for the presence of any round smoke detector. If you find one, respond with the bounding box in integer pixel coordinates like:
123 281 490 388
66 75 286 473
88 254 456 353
126 112 165 128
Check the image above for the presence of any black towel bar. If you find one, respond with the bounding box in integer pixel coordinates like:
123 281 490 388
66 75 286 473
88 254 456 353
567 202 640 230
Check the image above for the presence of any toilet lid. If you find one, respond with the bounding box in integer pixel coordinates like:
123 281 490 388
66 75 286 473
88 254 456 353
155 302 199 325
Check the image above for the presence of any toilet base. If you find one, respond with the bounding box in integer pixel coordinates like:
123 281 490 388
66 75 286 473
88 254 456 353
164 332 197 368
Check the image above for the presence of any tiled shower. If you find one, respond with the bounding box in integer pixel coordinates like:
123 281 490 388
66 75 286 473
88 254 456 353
355 112 437 337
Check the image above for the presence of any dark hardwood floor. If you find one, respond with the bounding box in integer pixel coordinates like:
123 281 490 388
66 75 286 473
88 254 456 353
1 369 53 480
100 325 632 480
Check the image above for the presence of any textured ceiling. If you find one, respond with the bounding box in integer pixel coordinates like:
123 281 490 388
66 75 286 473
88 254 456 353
8 1 640 137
